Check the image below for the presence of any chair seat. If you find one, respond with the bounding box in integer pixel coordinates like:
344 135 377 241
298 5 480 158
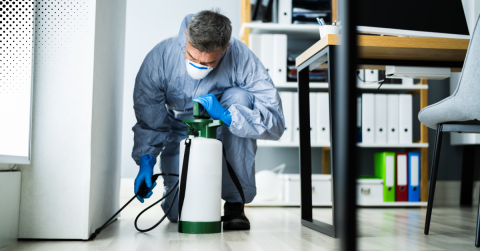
418 95 480 130
441 120 480 133
418 6 480 130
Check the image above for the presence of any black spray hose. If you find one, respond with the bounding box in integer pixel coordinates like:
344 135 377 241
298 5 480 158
135 181 179 232
88 173 179 241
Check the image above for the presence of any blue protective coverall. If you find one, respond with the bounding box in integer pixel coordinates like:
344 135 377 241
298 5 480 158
132 14 285 221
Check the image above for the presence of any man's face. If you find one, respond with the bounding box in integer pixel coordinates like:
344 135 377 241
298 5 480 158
185 30 229 69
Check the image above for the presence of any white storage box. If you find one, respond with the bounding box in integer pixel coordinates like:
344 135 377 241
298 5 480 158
280 174 331 204
0 171 21 248
357 178 384 204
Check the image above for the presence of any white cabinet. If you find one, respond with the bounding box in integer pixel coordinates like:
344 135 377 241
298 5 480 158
0 171 21 248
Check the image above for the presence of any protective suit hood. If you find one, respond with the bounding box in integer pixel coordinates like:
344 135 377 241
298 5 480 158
177 14 193 53
178 14 227 68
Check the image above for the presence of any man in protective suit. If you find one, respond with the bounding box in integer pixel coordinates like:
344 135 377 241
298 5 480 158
132 9 285 230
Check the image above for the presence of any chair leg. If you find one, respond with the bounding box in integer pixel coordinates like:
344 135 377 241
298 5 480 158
476 186 480 247
424 124 443 235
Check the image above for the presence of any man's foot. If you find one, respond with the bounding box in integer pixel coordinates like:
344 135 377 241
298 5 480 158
223 202 250 230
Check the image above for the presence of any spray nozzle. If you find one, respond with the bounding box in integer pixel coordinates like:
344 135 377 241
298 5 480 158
184 102 222 139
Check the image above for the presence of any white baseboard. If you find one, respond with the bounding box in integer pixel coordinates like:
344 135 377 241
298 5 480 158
433 181 480 206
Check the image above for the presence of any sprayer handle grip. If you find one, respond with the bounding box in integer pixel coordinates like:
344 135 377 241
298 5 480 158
137 175 159 197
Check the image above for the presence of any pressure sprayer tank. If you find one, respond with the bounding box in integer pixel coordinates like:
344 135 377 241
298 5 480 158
178 103 223 233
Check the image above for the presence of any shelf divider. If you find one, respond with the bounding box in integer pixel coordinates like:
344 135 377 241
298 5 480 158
257 141 428 148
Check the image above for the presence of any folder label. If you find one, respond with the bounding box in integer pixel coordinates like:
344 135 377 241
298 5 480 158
316 93 330 143
396 153 409 202
386 156 394 187
399 94 413 143
374 94 387 143
387 94 399 144
375 152 396 202
310 93 317 143
361 94 375 143
357 95 362 142
272 34 287 85
411 155 419 186
397 155 407 186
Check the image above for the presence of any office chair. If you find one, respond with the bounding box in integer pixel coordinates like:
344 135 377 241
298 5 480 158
418 13 480 248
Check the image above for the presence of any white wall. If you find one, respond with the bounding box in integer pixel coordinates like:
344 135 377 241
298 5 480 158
88 0 127 235
18 0 97 239
17 0 126 239
121 0 241 178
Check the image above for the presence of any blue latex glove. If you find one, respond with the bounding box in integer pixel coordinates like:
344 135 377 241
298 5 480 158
193 93 232 126
134 154 157 203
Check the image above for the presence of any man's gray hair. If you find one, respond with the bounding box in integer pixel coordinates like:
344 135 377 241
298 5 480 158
187 9 232 53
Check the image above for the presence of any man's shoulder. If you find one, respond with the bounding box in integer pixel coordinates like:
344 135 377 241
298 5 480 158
230 38 253 59
229 37 249 51
145 36 179 62
152 37 177 53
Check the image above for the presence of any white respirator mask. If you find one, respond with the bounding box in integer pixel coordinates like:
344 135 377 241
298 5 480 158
185 58 213 80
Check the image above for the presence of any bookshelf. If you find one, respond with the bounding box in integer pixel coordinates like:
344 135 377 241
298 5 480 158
275 82 429 92
240 0 430 204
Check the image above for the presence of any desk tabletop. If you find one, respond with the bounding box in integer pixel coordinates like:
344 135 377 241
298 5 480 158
296 34 470 68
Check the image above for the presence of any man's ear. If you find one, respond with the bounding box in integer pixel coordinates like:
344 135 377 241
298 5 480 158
185 29 188 35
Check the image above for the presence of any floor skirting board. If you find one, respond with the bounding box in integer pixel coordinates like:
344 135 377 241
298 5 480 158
433 181 480 206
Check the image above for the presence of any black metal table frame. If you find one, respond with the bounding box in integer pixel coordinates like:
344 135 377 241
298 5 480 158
296 45 465 238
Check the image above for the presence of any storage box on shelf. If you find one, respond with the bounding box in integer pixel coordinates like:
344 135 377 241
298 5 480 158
249 174 332 206
248 174 427 207
282 174 332 204
357 178 383 204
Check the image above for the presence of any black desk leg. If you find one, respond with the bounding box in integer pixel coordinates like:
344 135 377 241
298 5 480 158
298 50 336 237
298 66 313 224
460 145 475 206
328 46 339 237
298 47 337 238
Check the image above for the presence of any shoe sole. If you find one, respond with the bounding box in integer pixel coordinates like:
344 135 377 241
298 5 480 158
223 220 250 231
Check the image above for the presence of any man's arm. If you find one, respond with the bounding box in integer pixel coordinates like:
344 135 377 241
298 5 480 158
132 44 171 165
229 41 285 140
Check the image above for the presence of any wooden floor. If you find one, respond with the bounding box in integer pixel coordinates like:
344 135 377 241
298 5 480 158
2 180 480 250
3 206 480 250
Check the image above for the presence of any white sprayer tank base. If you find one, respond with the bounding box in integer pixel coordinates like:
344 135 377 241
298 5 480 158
178 137 223 233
